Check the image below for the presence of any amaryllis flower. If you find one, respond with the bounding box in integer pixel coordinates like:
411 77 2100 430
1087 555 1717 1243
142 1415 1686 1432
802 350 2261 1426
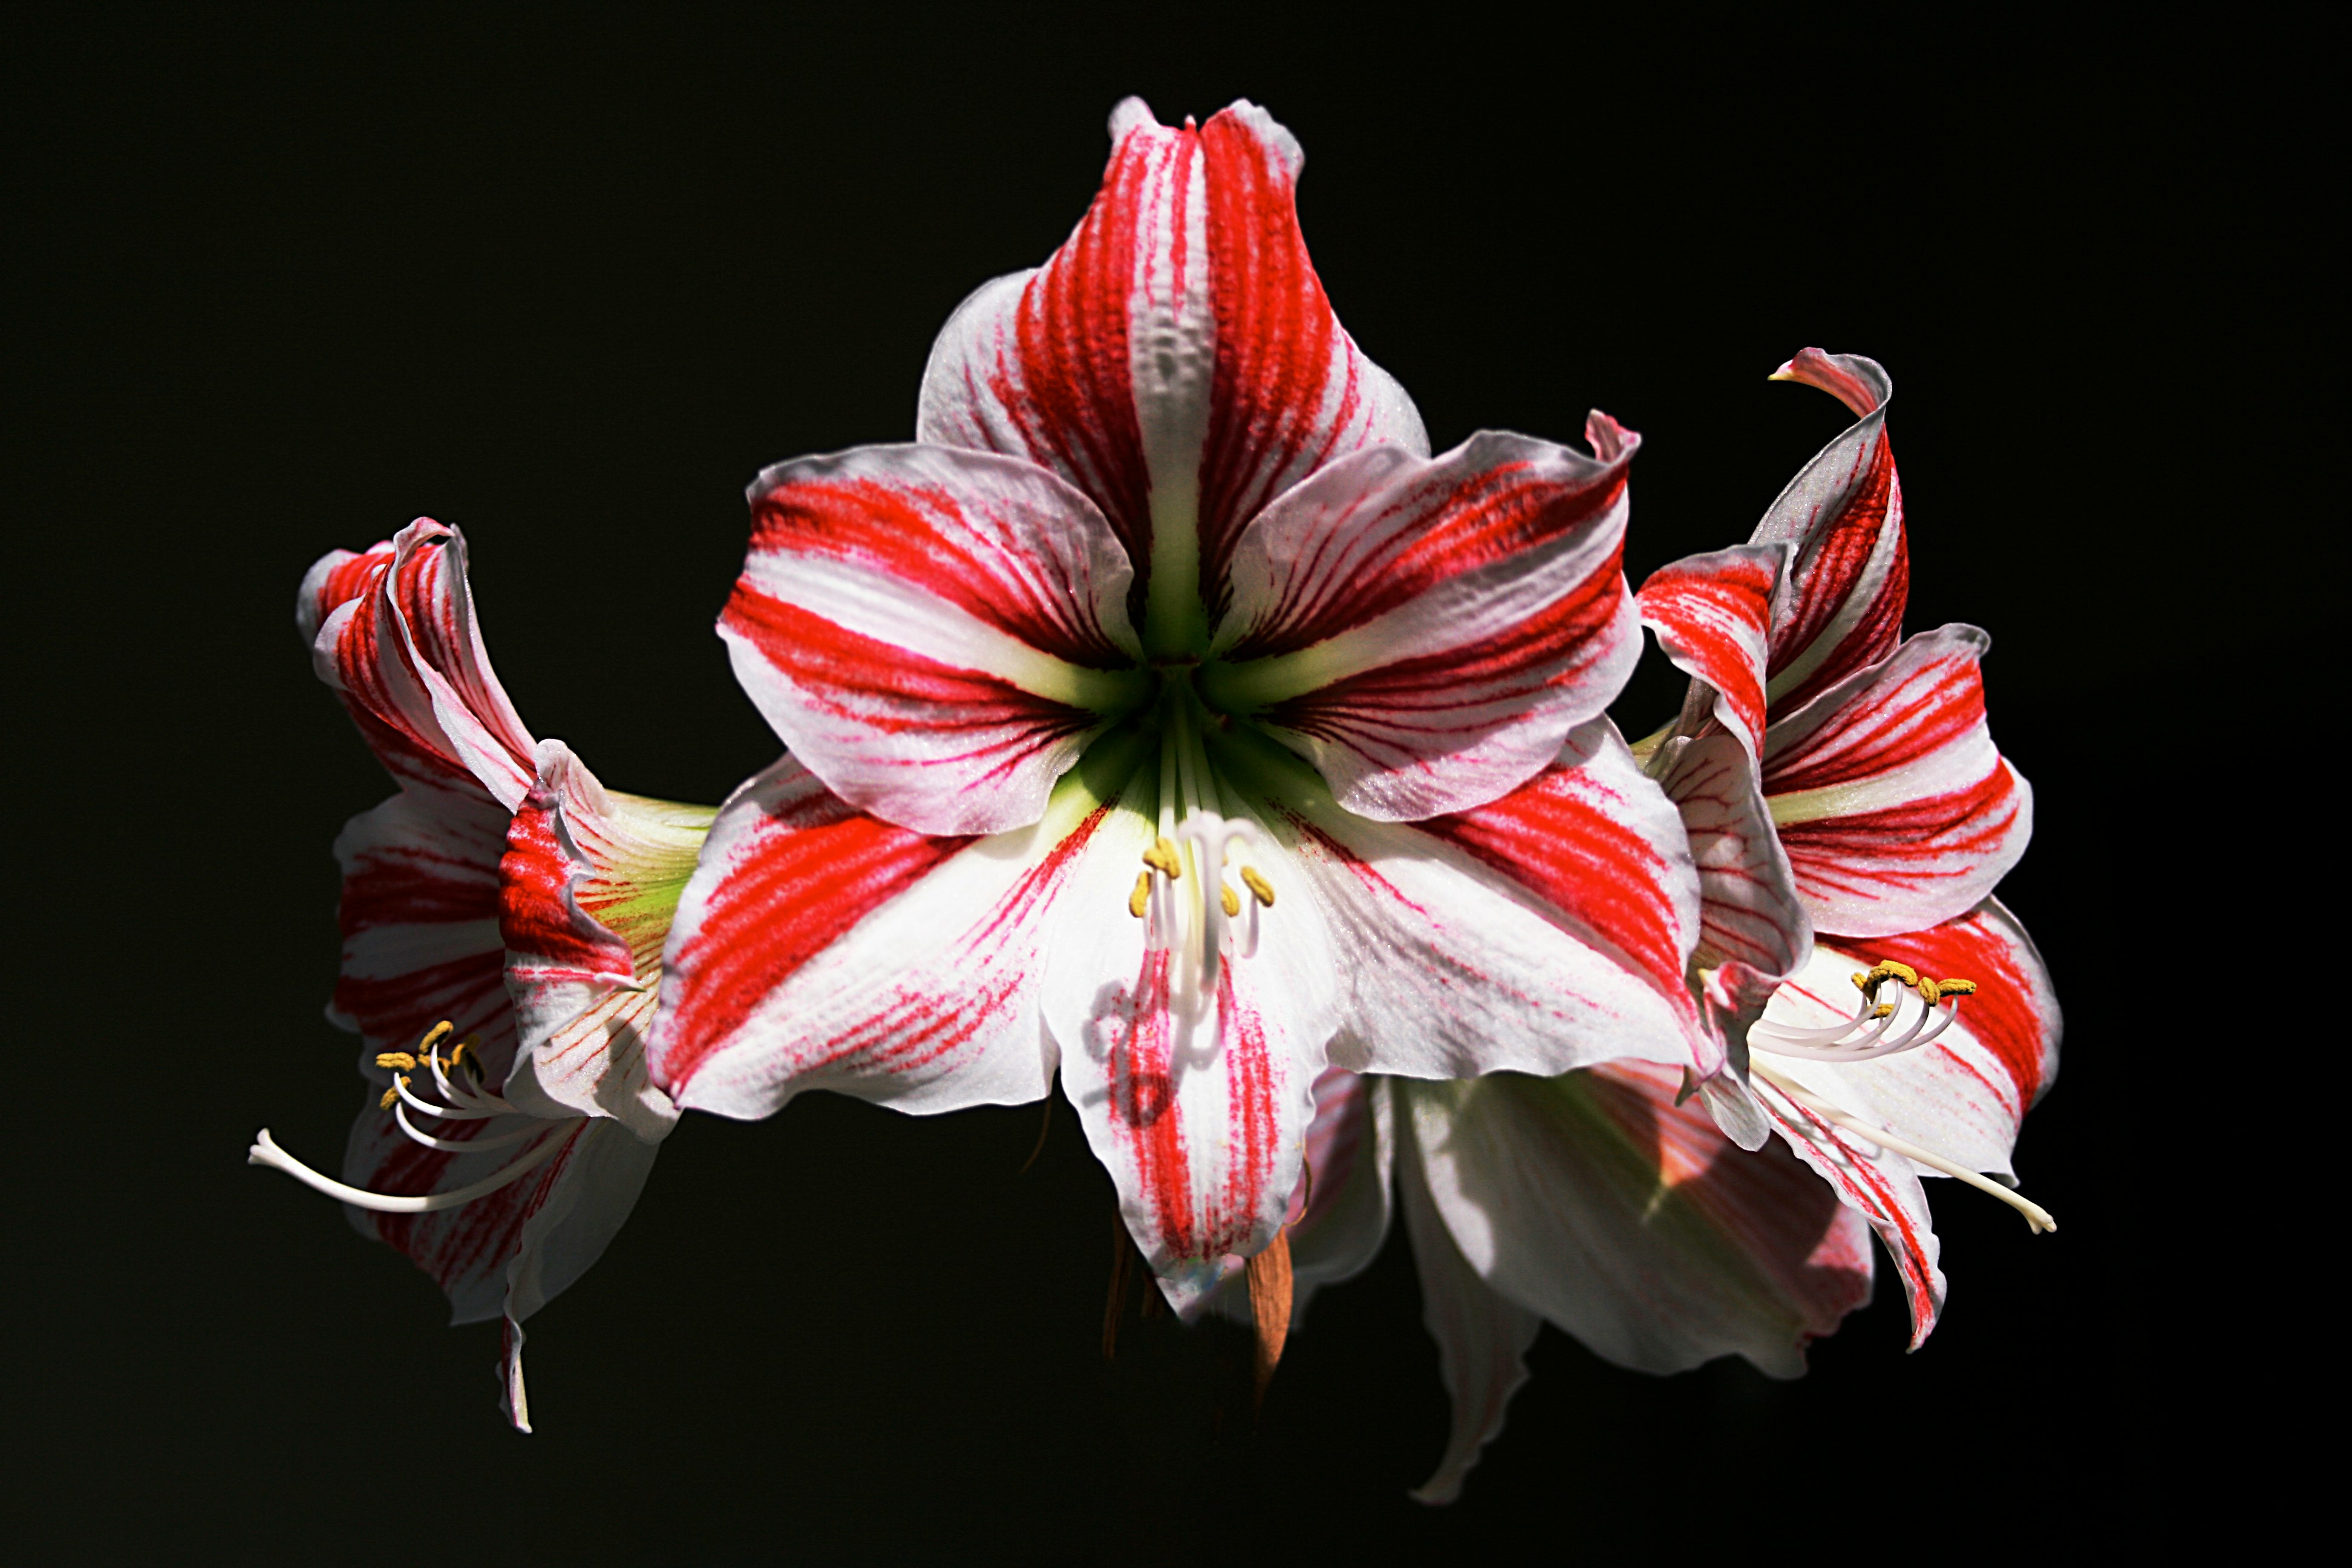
249 520 712 1428
1632 350 2059 1334
1292 353 2062 1502
647 98 1716 1328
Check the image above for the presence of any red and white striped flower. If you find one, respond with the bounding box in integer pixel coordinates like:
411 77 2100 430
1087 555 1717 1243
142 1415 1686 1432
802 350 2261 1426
250 520 713 1429
648 98 1710 1314
1299 352 2060 1501
1633 350 2054 1339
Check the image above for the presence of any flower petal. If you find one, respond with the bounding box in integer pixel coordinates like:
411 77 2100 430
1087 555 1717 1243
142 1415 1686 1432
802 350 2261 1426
648 745 1137 1119
341 1107 658 1428
498 740 711 1142
1659 730 1811 981
1202 1061 1397 1331
1396 1123 1540 1508
1204 424 1641 820
915 97 1426 617
1401 1062 1874 1379
1043 782 1339 1311
305 520 538 810
305 521 536 808
1235 719 1714 1079
1748 1077 1946 1349
1286 1067 1397 1322
1763 625 2031 938
1635 541 1786 761
1752 349 1908 718
330 788 517 1074
1754 899 2059 1182
722 445 1147 835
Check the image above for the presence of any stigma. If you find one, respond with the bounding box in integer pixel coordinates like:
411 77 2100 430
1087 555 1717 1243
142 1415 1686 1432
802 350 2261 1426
248 1021 573 1214
1745 958 1979 1064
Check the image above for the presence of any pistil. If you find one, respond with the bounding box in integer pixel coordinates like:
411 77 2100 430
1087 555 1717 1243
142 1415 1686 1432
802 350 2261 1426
1749 1061 2057 1234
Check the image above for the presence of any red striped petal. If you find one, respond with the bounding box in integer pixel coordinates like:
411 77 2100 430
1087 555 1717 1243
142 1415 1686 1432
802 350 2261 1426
330 788 516 1076
1042 785 1336 1311
1272 719 1715 1081
1636 541 1785 760
1764 625 2031 938
917 98 1425 620
723 445 1145 836
1209 423 1641 820
1749 899 2062 1346
342 1112 658 1351
1657 730 1811 981
648 754 1105 1118
303 520 538 809
1753 350 1909 719
1773 899 2060 1164
499 740 711 1140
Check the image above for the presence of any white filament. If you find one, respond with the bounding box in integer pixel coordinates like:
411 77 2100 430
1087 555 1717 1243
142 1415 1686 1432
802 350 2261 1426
1749 984 1961 1063
394 1100 543 1153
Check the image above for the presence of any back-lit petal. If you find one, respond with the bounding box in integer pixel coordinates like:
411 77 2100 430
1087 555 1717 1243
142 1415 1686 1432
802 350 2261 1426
1397 1127 1541 1507
1402 1064 1873 1379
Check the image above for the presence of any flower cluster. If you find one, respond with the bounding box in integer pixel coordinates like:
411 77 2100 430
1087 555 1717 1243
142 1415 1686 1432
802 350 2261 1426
253 97 2057 1488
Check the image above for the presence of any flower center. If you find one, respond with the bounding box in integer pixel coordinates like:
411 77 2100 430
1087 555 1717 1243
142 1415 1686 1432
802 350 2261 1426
247 1021 573 1212
1123 677 1278 1022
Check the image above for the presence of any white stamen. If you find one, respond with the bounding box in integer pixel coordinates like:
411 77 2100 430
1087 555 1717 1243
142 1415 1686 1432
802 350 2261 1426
393 1071 502 1121
246 1124 569 1214
1751 1065 2056 1234
1749 984 1964 1064
394 1100 544 1153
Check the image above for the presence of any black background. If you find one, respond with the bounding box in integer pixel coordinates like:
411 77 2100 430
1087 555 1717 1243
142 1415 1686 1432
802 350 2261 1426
13 7 2266 1562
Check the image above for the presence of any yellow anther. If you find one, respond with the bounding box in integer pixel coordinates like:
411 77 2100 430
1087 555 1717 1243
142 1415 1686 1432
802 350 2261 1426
1936 977 1978 998
379 1086 399 1111
375 1051 417 1071
1142 837 1183 879
1240 866 1275 907
1866 960 1920 987
448 1035 483 1074
1129 871 1152 919
1851 971 1872 993
1221 883 1242 918
1871 1003 1896 1019
418 1021 455 1055
1915 978 1943 1005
